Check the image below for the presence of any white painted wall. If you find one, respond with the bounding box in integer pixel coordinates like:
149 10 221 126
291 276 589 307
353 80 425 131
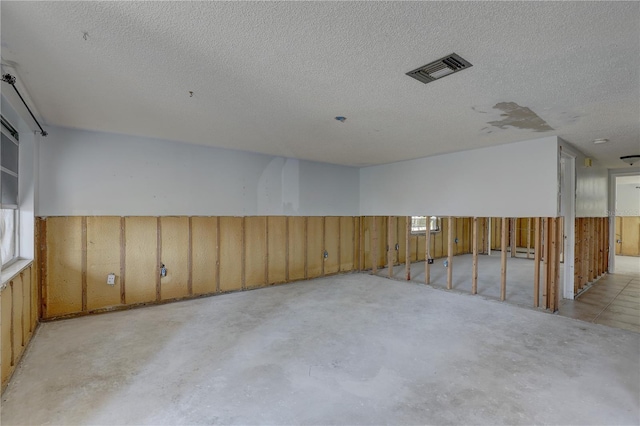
558 140 608 218
616 183 640 216
360 136 560 217
38 126 360 216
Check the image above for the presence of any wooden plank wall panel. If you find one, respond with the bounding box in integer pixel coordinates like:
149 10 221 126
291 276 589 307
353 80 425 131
267 217 287 284
307 217 324 278
11 277 24 363
417 234 426 261
1 285 12 388
191 217 218 295
160 217 190 300
86 217 122 311
324 217 340 275
288 217 306 281
219 217 243 292
46 217 83 317
245 217 267 289
339 217 354 272
124 217 158 305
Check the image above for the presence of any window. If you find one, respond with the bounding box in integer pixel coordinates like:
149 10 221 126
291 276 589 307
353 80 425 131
1 116 19 267
411 216 441 234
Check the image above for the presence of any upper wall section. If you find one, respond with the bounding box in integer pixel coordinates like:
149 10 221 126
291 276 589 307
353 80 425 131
360 137 559 217
38 127 359 216
559 140 608 218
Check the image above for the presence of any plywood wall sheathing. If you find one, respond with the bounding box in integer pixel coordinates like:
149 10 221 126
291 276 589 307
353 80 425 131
306 217 324 278
159 217 190 300
1 285 13 388
123 217 158 305
287 217 306 280
339 217 355 272
267 217 287 285
86 217 122 311
219 217 243 292
81 217 87 311
191 217 218 295
46 217 83 317
244 217 268 289
324 217 340 275
11 278 24 364
1 264 38 393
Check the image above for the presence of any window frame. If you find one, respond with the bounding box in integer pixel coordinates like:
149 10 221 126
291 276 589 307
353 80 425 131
410 216 442 235
1 118 20 268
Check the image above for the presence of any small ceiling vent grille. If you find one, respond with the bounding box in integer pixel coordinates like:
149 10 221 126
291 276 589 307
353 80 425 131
406 53 472 84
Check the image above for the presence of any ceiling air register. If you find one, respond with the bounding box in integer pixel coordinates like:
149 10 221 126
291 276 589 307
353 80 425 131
406 53 472 84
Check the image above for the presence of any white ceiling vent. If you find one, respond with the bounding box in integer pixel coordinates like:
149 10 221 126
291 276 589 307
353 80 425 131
406 53 472 84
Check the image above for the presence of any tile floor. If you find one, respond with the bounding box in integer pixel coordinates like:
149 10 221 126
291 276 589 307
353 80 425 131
559 256 640 333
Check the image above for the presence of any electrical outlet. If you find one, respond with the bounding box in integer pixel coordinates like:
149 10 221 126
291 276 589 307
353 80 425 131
107 273 116 285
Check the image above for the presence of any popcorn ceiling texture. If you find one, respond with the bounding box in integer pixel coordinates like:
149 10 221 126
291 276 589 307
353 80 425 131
1 1 638 167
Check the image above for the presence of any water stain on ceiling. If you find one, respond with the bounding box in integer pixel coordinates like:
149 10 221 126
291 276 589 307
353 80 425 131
487 102 554 132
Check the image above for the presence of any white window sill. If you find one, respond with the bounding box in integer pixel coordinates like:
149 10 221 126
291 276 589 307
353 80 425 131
1 259 34 290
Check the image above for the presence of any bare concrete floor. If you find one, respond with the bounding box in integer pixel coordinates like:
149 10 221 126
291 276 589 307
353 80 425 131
2 274 639 425
379 254 539 308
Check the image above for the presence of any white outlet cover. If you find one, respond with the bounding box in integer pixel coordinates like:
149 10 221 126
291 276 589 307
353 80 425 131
107 273 116 285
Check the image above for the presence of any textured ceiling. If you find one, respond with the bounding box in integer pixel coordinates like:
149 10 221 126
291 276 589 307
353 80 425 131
1 1 638 167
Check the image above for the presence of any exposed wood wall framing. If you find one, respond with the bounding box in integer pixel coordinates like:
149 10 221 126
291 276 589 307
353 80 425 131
537 217 563 312
37 216 362 320
574 217 610 295
1 264 38 393
500 217 508 301
533 217 541 307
